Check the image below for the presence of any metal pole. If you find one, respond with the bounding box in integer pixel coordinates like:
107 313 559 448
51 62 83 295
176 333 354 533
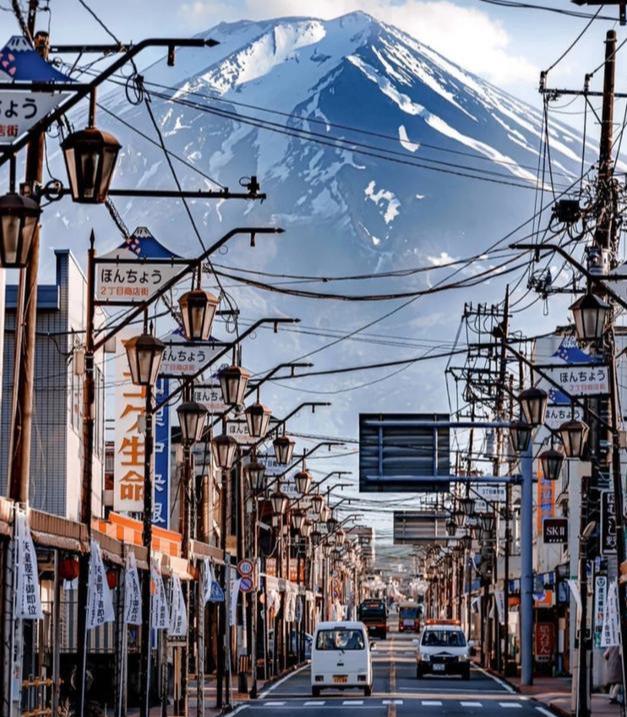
503 483 511 675
140 384 154 717
520 442 534 686
576 475 591 717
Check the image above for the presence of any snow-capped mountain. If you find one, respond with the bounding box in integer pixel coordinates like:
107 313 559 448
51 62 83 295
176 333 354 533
43 12 586 440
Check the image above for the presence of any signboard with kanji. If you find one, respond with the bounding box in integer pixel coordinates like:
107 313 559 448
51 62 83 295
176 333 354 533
0 36 71 146
94 227 191 305
601 491 617 555
160 331 225 377
153 378 170 528
113 329 147 514
226 419 257 445
194 383 227 413
545 404 585 430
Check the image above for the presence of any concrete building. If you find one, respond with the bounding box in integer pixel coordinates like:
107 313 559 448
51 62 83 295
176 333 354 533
1 250 106 520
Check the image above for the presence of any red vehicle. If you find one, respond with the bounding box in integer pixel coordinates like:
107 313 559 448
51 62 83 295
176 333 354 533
358 599 388 639
398 602 421 633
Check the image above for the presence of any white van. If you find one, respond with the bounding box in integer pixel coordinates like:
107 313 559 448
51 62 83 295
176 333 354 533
311 621 373 697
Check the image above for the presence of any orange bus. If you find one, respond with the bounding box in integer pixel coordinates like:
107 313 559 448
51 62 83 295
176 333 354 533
358 599 387 639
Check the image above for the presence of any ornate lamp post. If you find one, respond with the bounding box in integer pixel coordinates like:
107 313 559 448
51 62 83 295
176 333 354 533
0 191 41 267
124 332 166 387
61 125 121 203
178 288 219 341
570 292 611 342
558 418 590 459
519 386 548 427
245 401 272 438
509 419 532 453
273 434 295 465
218 364 251 405
539 446 564 481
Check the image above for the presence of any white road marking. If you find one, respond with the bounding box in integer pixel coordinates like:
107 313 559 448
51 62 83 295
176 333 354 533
461 702 483 707
342 700 364 705
535 709 556 717
382 700 403 705
304 701 325 706
474 665 516 693
263 701 286 706
422 700 443 706
499 702 523 708
258 663 309 698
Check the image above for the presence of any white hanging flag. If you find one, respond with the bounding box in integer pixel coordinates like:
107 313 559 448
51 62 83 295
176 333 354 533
124 552 142 625
168 575 188 636
567 579 582 616
151 562 170 630
228 574 241 627
86 539 115 630
601 580 620 648
202 558 224 603
495 590 505 626
14 509 43 620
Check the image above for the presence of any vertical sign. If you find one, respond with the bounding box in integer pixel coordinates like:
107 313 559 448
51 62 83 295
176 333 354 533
536 466 555 537
601 491 617 554
593 575 608 648
113 328 146 514
153 378 170 528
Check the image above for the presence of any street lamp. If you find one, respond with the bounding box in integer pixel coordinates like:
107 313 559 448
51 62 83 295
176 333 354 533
212 433 238 470
273 434 295 465
270 489 289 517
460 535 473 551
539 446 564 482
218 364 251 405
310 494 324 517
326 515 339 533
0 192 41 268
301 520 313 539
61 125 121 203
294 467 312 495
458 497 475 516
336 529 346 546
453 510 466 528
124 333 165 386
245 459 266 493
291 510 306 532
445 519 457 537
570 292 611 342
558 418 590 459
178 289 220 342
509 419 532 453
244 401 272 438
310 528 323 547
519 386 548 427
478 512 496 533
177 400 208 445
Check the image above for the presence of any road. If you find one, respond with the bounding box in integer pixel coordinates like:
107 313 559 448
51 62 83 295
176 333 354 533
233 631 555 717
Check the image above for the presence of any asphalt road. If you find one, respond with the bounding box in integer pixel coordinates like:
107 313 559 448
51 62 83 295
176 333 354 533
233 630 555 717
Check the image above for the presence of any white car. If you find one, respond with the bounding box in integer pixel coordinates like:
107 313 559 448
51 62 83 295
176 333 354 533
414 621 472 680
311 621 374 697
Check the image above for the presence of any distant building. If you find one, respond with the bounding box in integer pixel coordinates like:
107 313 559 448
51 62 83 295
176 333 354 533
1 250 106 520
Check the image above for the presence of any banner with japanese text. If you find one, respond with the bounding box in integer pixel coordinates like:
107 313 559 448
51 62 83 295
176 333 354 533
124 552 142 625
153 378 170 528
86 539 115 630
14 508 43 620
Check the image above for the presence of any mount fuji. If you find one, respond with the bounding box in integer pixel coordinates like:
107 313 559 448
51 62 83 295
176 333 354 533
43 12 587 447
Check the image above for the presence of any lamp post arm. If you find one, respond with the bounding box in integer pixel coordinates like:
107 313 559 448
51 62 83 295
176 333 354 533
154 317 298 412
93 227 284 351
208 363 314 431
0 37 219 168
312 471 352 492
263 441 344 495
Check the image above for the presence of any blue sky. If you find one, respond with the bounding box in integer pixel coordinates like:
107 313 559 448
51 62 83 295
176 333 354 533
11 0 627 108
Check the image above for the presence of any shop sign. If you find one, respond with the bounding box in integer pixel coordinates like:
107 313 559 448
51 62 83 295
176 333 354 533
545 404 584 430
226 419 257 445
601 491 617 554
593 575 608 648
0 36 72 146
153 378 170 528
534 622 555 662
543 518 568 544
160 331 225 377
194 383 227 413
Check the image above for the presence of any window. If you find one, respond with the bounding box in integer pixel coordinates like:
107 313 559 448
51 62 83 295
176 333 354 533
422 630 466 647
399 607 419 619
315 629 365 651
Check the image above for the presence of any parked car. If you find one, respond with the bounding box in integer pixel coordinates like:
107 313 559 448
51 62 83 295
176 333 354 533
414 620 472 680
311 621 374 697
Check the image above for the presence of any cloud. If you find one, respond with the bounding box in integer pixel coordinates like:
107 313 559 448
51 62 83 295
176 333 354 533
178 0 537 88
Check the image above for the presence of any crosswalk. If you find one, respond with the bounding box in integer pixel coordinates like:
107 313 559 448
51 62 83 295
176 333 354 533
258 699 529 708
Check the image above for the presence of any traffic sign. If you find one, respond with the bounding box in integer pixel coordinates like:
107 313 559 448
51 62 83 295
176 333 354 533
239 576 254 593
237 559 255 578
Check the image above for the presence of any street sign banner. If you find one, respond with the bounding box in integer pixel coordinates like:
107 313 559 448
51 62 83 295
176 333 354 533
86 540 115 630
0 36 72 146
14 508 43 620
601 491 617 554
94 227 191 305
544 404 585 430
543 518 568 544
541 364 609 397
226 419 257 445
160 332 225 377
359 413 451 492
593 575 608 648
194 383 227 413
123 552 142 625
153 378 170 528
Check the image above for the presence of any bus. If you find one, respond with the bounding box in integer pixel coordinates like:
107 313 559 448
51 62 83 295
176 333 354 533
398 602 422 633
357 599 388 639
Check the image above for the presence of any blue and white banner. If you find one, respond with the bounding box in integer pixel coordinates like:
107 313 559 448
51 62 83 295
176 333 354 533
153 378 170 529
151 562 170 630
124 552 142 625
86 539 115 630
168 575 188 637
14 508 42 620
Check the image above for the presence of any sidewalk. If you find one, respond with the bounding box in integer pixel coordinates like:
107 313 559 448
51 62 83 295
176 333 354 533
501 674 622 717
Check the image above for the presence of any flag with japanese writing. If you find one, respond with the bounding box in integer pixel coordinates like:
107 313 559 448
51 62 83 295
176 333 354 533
202 558 224 603
124 552 142 625
86 539 115 630
168 575 188 636
14 508 43 620
151 562 170 630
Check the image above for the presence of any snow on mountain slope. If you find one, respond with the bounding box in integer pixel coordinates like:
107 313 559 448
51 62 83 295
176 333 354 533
44 12 586 430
